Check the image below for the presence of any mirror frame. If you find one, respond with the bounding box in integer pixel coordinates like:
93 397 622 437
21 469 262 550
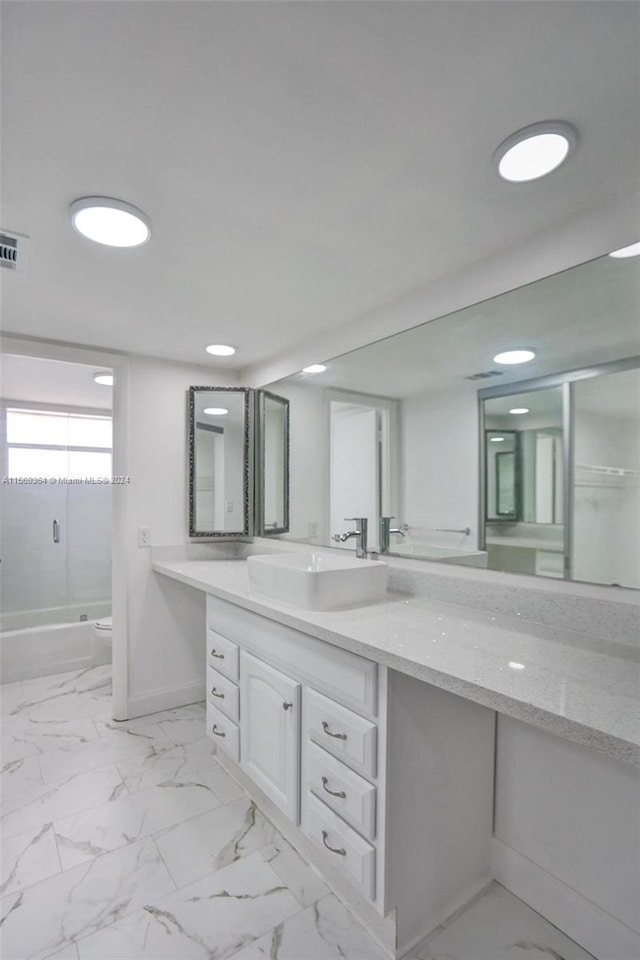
188 386 252 538
255 389 290 537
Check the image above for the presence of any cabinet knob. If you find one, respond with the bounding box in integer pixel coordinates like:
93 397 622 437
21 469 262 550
322 721 347 740
210 649 224 659
282 701 293 711
211 724 226 737
210 687 224 699
321 830 346 856
321 776 346 799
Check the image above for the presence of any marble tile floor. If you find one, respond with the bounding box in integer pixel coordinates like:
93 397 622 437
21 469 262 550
1 666 595 960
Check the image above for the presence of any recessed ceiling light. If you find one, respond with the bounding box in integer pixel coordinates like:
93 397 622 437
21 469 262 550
94 373 113 386
206 344 236 357
495 121 577 183
490 437 505 443
203 407 228 416
609 242 640 259
493 349 536 365
302 364 326 374
509 407 530 415
70 197 150 247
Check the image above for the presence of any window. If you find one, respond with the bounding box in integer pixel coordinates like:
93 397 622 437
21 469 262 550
5 408 112 479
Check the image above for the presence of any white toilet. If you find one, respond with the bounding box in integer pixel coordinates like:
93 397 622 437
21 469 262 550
92 617 112 666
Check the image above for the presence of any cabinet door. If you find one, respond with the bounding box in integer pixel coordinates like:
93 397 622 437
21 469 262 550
240 651 301 822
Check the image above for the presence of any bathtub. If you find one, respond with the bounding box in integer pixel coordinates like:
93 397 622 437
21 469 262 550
0 602 111 683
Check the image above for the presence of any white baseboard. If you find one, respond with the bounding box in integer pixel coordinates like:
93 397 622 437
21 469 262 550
2 654 94 684
492 838 640 960
126 679 205 718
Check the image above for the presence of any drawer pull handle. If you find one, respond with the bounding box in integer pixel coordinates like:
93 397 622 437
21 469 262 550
322 830 346 856
283 701 293 711
211 724 226 737
210 650 224 659
321 776 346 799
322 721 347 740
210 687 225 699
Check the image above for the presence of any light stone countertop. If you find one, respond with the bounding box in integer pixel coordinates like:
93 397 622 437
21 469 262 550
153 558 640 767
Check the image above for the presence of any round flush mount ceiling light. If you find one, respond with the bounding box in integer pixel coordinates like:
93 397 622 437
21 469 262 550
490 436 505 443
203 407 228 416
206 344 236 357
70 197 150 247
302 364 326 374
509 407 530 415
494 121 577 183
493 349 536 365
94 372 113 386
609 241 640 259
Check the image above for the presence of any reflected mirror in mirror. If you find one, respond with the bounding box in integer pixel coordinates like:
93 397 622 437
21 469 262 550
188 387 250 537
263 252 639 587
257 390 290 535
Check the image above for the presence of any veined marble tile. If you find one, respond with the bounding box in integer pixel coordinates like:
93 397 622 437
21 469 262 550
1 720 100 767
1 765 125 840
230 893 389 960
1 680 25 715
418 883 595 960
43 944 80 959
75 849 302 960
260 836 329 907
1 822 61 897
116 741 242 801
1 754 43 799
0 836 175 960
99 701 204 737
55 779 221 869
154 795 277 889
38 721 172 783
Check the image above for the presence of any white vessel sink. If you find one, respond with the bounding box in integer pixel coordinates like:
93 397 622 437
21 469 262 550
247 551 388 611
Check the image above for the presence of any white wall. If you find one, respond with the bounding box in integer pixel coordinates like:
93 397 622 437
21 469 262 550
400 383 479 548
122 354 235 716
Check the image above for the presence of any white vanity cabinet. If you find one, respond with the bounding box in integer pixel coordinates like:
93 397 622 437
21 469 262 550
205 593 495 959
240 651 301 821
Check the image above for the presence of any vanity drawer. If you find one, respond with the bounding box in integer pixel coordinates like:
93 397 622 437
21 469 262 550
207 629 239 682
302 792 375 900
206 701 239 761
306 689 377 779
306 740 376 840
206 665 239 722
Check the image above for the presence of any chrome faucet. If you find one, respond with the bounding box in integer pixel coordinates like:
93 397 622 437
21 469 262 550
332 517 369 558
379 516 405 554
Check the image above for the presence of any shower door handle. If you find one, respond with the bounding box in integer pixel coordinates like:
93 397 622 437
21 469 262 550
52 519 60 544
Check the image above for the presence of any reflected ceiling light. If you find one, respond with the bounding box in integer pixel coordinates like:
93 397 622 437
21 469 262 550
508 661 526 670
490 437 505 442
302 364 326 374
70 197 150 247
94 372 113 386
509 407 529 415
206 344 236 357
203 407 228 416
495 122 577 182
493 349 536 365
609 242 640 259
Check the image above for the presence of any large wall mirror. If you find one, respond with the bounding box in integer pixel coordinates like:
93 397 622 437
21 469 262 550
264 253 639 589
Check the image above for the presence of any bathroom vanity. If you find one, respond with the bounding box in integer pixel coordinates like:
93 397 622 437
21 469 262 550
153 553 640 960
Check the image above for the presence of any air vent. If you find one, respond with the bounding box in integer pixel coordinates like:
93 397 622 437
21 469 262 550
464 370 505 381
0 233 19 269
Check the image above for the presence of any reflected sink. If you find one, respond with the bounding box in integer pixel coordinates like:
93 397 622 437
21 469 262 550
247 551 388 611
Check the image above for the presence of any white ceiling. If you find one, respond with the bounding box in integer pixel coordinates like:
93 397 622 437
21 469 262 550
274 254 640 398
0 354 112 410
1 2 639 375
